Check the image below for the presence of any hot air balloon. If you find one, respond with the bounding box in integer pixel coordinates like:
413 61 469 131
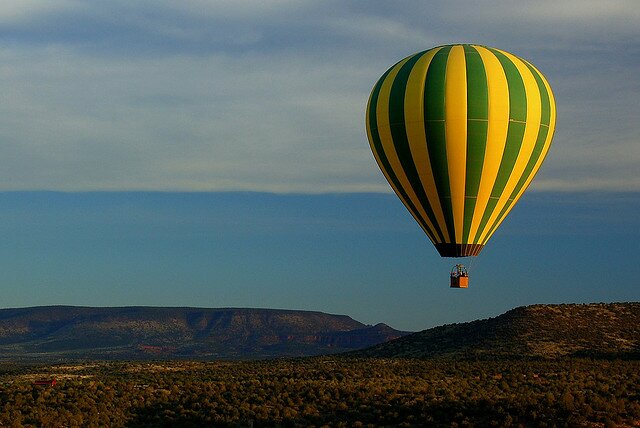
365 44 556 287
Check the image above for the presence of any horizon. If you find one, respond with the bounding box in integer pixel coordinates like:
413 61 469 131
3 299 638 331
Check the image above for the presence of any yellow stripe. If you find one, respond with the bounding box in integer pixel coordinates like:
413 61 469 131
467 46 510 243
525 59 557 129
367 123 437 243
477 51 542 244
523 59 556 161
479 122 555 246
366 76 437 243
444 45 467 243
479 64 556 245
479 67 557 245
403 47 449 242
539 66 556 163
375 58 440 242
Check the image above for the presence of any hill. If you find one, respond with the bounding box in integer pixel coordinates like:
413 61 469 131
354 302 640 359
0 306 408 360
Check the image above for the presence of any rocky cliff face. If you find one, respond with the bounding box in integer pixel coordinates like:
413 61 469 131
0 306 409 360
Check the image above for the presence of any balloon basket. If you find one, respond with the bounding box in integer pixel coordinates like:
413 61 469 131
450 275 469 288
450 264 469 288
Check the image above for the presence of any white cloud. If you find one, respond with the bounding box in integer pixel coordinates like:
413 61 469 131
0 1 79 23
0 1 637 192
510 0 639 23
0 44 381 192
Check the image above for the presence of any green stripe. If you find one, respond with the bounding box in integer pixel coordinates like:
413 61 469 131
388 51 446 242
462 45 489 242
497 51 527 122
472 48 527 243
483 126 549 241
482 63 553 240
367 66 437 243
424 45 454 242
464 45 489 120
530 65 551 127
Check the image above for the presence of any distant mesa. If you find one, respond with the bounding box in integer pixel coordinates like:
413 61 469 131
0 306 410 361
1 303 637 361
353 302 640 360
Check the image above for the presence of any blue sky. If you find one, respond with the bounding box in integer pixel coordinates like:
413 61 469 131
0 191 638 331
0 1 638 330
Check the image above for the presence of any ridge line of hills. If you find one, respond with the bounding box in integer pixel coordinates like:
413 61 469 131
0 306 408 360
354 302 640 360
0 302 637 361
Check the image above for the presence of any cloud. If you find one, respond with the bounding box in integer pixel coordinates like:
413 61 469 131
0 1 638 192
0 1 77 24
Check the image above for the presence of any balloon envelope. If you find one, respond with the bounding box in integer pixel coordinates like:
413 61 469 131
366 44 556 257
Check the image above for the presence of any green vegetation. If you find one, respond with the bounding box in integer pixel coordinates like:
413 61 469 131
1 357 638 427
357 303 640 359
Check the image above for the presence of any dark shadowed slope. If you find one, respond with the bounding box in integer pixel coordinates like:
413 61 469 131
354 303 640 359
0 307 409 360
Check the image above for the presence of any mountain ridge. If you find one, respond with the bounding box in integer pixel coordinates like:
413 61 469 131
2 303 638 361
353 302 640 360
0 306 409 360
